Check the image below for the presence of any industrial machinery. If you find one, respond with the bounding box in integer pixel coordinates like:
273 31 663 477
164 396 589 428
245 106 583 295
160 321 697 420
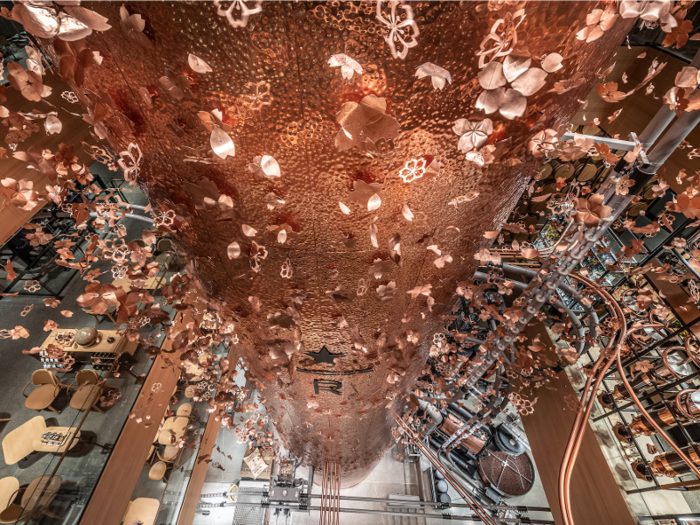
425 399 535 501
614 390 700 442
633 445 700 481
600 348 696 408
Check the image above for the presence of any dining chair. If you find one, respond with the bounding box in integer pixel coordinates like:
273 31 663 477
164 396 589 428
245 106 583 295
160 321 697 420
0 504 23 524
81 305 117 324
148 461 167 482
175 403 192 417
156 238 172 254
156 445 180 465
0 477 19 515
68 370 109 413
22 370 68 413
0 475 62 524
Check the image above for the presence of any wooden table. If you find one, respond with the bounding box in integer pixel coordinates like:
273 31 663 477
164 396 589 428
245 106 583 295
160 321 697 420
32 427 81 455
40 329 132 367
156 417 188 445
41 329 126 355
121 497 160 525
2 416 81 465
3 417 45 464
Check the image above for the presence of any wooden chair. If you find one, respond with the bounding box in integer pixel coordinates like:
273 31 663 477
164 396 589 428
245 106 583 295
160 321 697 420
81 305 116 324
175 403 192 417
0 475 62 524
0 477 19 515
156 445 180 465
156 238 172 254
122 498 160 525
0 504 23 524
22 370 67 413
148 461 167 481
68 370 111 413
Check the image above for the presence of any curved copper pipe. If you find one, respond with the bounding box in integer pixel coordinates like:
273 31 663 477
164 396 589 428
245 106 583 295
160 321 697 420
548 271 700 525
629 322 666 346
683 337 700 368
616 332 700 479
557 273 623 525
661 346 689 380
675 389 700 422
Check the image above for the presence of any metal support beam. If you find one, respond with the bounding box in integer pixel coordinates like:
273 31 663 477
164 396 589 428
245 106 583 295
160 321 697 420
559 132 637 152
627 479 700 495
197 501 557 524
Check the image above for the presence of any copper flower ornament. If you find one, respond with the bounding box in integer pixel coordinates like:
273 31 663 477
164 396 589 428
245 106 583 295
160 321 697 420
328 54 363 80
2 1 110 41
214 0 263 29
119 5 150 49
376 0 420 60
334 95 401 152
577 3 619 43
476 54 548 120
573 194 612 228
453 118 493 154
0 178 40 211
619 0 678 32
7 62 51 102
415 63 452 90
528 129 558 158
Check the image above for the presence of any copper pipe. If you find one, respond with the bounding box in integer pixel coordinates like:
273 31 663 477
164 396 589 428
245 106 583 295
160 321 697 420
675 390 700 421
335 460 340 525
558 273 627 525
320 461 326 525
331 460 336 525
617 335 700 480
324 461 328 525
394 416 498 525
661 346 689 380
559 274 700 524
684 338 700 368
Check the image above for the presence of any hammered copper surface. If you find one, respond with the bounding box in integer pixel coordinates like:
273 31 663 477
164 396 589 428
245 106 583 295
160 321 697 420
42 1 632 486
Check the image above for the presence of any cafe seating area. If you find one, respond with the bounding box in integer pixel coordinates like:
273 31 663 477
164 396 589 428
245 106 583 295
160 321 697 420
125 375 215 523
0 474 65 524
0 157 181 523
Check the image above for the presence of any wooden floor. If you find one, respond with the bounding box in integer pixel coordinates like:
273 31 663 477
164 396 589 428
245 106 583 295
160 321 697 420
520 322 637 525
